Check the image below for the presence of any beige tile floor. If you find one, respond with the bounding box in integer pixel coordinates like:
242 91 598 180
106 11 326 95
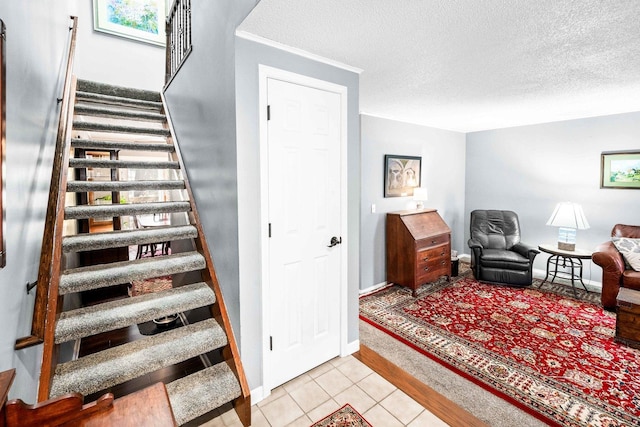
202 354 449 426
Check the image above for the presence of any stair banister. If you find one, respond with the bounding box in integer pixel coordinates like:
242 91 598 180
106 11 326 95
15 16 78 358
160 91 251 423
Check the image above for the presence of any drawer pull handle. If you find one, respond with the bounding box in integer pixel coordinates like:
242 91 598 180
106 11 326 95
441 260 446 265
431 240 437 244
423 257 429 261
423 267 429 271
440 251 445 256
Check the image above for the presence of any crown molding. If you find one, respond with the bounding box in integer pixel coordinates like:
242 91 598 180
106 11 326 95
235 30 363 74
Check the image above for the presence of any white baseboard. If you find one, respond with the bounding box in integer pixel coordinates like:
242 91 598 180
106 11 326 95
250 385 266 405
532 267 602 292
360 281 391 296
342 339 360 357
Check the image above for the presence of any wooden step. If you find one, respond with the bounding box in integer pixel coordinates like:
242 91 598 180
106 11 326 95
55 282 216 343
72 121 171 136
68 158 179 170
62 225 197 253
71 138 174 153
64 201 190 220
67 180 185 193
50 318 227 398
59 251 205 295
167 362 242 425
74 104 166 121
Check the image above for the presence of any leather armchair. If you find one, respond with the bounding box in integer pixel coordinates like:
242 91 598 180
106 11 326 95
468 210 539 286
592 224 640 310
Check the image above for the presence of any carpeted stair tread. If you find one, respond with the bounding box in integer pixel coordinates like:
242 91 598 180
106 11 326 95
71 138 174 153
67 179 185 193
74 104 166 121
72 121 171 136
167 362 241 425
69 158 179 170
64 201 190 220
59 251 205 295
77 79 161 102
74 91 162 110
55 282 216 343
50 318 227 398
62 225 197 253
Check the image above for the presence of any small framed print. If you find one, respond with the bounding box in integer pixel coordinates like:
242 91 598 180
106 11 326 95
384 155 421 197
601 151 640 189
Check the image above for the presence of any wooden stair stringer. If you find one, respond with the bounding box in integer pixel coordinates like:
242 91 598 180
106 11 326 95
160 90 252 425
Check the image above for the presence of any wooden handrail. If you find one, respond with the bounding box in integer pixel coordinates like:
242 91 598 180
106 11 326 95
15 16 78 355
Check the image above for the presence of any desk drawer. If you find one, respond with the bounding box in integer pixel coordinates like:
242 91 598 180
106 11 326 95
416 244 450 284
417 244 449 266
416 234 449 250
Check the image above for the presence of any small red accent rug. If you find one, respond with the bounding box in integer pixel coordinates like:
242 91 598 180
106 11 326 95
360 277 640 427
310 403 372 427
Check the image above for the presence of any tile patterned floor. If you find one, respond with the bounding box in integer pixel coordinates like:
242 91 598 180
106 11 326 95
202 354 449 426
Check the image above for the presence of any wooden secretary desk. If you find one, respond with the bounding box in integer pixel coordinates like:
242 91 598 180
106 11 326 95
386 209 451 296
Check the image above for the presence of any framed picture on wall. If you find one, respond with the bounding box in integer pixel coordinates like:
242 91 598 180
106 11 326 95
384 155 422 197
93 0 166 46
600 150 640 189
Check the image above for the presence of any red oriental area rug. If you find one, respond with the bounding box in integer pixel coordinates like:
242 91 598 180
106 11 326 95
310 403 372 427
360 277 640 427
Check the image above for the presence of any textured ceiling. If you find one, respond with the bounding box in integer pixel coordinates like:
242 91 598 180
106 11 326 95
238 0 640 132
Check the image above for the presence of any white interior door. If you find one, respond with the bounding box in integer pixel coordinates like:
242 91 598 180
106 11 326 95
266 77 342 388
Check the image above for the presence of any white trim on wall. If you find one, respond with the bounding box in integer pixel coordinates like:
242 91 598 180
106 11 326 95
237 30 363 75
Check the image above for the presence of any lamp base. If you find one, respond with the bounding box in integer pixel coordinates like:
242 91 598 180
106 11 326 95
557 227 577 251
557 241 575 251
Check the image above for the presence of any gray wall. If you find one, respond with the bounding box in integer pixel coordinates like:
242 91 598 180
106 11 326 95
0 0 76 400
71 0 164 90
465 112 640 284
360 115 466 289
163 0 258 343
235 36 360 390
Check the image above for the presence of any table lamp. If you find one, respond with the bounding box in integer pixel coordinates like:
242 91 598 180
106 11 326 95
546 202 590 251
413 187 428 209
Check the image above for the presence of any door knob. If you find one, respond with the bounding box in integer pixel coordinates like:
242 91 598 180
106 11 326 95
327 236 342 247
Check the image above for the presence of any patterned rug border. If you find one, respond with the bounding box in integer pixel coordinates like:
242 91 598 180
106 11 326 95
359 275 639 427
310 403 372 427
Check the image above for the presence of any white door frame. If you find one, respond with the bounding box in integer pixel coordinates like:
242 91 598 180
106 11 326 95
258 65 349 393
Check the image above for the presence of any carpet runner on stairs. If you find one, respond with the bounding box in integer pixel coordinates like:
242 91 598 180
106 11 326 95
40 78 249 426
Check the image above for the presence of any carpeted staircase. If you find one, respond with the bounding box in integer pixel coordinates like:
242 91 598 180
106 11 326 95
39 79 250 426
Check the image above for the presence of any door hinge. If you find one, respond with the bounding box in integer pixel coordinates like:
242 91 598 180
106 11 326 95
267 105 271 121
270 336 273 351
268 223 272 238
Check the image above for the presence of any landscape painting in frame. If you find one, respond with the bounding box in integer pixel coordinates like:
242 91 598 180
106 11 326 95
93 0 166 46
384 155 422 197
601 150 640 189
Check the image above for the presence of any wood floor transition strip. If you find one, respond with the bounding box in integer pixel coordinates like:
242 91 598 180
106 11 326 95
355 345 488 427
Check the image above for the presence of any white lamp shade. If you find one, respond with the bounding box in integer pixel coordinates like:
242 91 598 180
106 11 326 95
413 187 428 201
546 202 590 230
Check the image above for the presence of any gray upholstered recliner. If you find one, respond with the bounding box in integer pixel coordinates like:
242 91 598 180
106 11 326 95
468 210 539 286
